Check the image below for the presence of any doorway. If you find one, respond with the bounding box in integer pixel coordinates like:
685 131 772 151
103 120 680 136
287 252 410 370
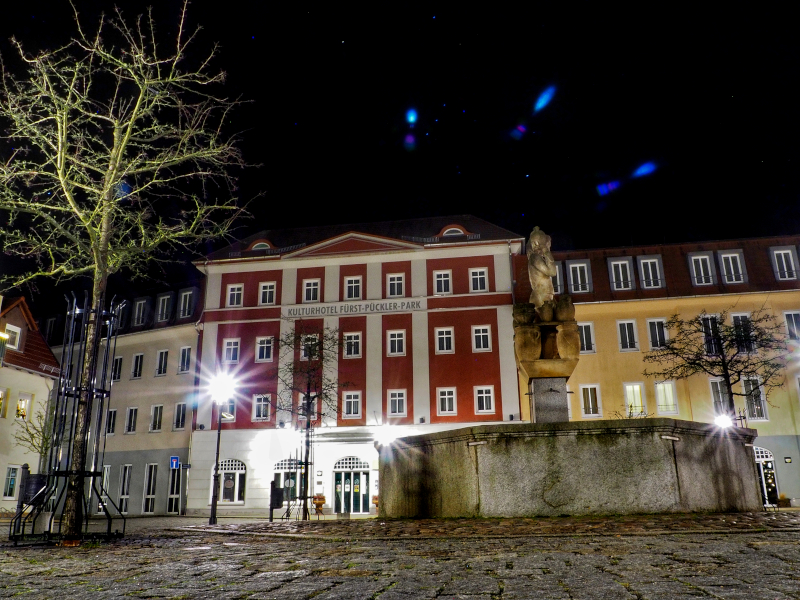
754 446 779 507
333 457 371 514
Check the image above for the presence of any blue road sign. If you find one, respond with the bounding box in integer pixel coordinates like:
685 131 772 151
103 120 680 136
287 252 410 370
170 456 180 469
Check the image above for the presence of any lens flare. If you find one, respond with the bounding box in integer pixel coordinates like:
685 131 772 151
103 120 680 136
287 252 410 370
404 134 416 151
406 109 418 124
534 86 556 113
596 181 621 196
632 162 657 177
714 414 733 428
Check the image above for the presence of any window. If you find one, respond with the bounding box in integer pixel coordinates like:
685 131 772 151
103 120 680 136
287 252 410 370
3 466 19 499
655 381 678 415
4 324 21 350
227 284 243 307
143 464 157 514
387 274 405 298
150 405 163 432
174 402 186 430
580 385 601 417
744 378 767 420
639 257 662 289
435 327 454 354
300 334 319 361
253 394 271 421
179 290 193 318
569 262 590 293
298 394 317 421
99 464 111 512
618 321 638 351
551 263 562 294
156 295 170 322
303 279 320 303
106 409 117 435
259 282 276 306
647 319 667 349
475 386 494 414
131 353 144 379
343 391 361 418
720 253 744 283
470 268 488 292
213 459 246 504
344 332 361 358
179 347 191 373
623 383 645 416
610 260 632 290
388 330 405 356
437 388 457 415
472 325 491 352
702 316 721 355
772 248 797 280
578 323 595 353
155 349 168 376
119 464 132 514
44 317 56 343
345 276 362 300
732 314 754 353
125 407 138 433
15 393 30 420
433 270 452 295
691 255 713 285
786 312 800 341
710 379 729 416
256 337 274 362
388 390 407 417
111 356 122 381
167 467 181 514
223 339 240 363
133 300 146 326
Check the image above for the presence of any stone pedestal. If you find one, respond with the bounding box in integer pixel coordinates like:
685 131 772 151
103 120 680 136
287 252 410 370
531 377 569 423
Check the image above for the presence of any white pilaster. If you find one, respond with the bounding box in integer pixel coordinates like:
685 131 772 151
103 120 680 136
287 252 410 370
494 251 512 293
411 259 427 297
366 314 383 424
412 310 430 424
497 305 519 420
324 265 340 303
366 262 382 300
204 272 222 310
281 269 297 305
276 317 296 426
197 322 219 428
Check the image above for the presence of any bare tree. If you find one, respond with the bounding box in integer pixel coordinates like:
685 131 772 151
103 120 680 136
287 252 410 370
13 406 54 472
275 320 347 520
0 3 249 537
643 307 788 420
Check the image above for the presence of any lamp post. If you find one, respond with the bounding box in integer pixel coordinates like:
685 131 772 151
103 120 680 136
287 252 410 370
208 373 236 526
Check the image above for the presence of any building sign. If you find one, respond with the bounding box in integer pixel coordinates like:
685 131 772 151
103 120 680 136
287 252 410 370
283 298 426 318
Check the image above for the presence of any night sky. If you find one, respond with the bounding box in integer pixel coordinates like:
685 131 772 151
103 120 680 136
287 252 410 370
3 3 800 308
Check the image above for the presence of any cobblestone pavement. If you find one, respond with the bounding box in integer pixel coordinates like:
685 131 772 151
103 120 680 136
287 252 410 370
0 512 799 599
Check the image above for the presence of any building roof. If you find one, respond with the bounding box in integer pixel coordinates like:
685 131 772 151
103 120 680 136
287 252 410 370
202 215 525 262
1 297 61 378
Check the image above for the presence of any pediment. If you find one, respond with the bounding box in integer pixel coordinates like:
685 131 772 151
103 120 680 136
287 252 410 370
286 233 421 258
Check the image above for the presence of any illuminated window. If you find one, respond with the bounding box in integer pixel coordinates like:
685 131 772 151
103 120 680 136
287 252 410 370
4 324 21 350
15 393 31 420
655 381 678 415
623 383 645 416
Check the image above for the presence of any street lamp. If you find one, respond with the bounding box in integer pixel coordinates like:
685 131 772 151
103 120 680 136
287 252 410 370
208 373 236 525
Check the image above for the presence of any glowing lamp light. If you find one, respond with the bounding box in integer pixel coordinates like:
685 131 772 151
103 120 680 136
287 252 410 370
632 162 657 178
714 414 734 428
534 85 556 113
596 181 621 196
209 372 237 404
403 134 416 151
375 427 397 447
406 108 418 124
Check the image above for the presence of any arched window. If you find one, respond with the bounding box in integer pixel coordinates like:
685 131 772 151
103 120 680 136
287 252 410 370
333 456 370 471
442 227 464 236
753 446 779 507
211 458 246 503
251 243 270 250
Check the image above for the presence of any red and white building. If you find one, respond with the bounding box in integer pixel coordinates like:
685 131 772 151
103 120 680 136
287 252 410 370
186 216 525 515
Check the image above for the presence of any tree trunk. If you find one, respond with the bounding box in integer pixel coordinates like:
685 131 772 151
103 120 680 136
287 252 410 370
302 384 312 521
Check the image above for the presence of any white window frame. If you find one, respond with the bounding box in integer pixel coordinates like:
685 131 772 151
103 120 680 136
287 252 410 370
226 284 244 307
156 295 171 322
133 300 146 326
3 466 20 499
551 262 563 294
125 407 138 434
106 409 117 435
744 378 768 421
220 398 237 423
609 259 633 291
785 311 800 341
252 394 271 422
303 279 321 303
433 270 452 295
4 324 21 350
178 346 192 373
472 325 492 353
719 252 744 283
474 386 495 414
179 290 193 318
646 318 668 350
577 322 595 354
255 337 274 363
435 327 455 354
300 334 319 361
173 402 187 430
654 381 678 415
142 463 158 514
343 332 362 358
258 281 277 306
111 356 123 382
623 382 646 416
344 276 362 300
223 338 240 364
387 330 406 356
710 378 729 416
150 404 163 432
638 256 663 289
343 391 361 419
771 247 798 281
388 389 407 417
119 464 132 514
580 385 602 418
469 268 488 293
617 320 639 352
437 387 457 415
689 254 714 286
155 349 168 376
567 261 591 293
131 353 144 379
387 273 405 298
15 393 31 421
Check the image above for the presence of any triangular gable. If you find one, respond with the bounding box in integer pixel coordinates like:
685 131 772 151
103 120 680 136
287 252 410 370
0 296 38 331
285 232 422 258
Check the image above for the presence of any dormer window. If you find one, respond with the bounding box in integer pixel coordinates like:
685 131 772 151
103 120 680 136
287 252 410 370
4 325 21 350
156 295 171 322
443 228 463 236
251 243 270 250
133 300 146 326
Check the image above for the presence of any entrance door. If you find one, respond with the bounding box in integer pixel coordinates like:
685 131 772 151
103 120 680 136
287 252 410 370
754 446 780 507
334 471 370 513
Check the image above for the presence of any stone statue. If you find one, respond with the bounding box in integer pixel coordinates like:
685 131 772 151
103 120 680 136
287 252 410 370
527 226 557 309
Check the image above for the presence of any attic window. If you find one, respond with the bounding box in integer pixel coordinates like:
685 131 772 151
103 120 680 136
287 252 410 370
249 240 273 251
443 228 464 236
4 325 21 350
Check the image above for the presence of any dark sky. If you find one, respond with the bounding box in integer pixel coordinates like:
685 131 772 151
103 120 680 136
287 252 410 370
3 3 800 309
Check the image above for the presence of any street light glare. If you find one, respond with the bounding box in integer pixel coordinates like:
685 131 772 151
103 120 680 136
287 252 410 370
209 373 237 403
714 415 734 428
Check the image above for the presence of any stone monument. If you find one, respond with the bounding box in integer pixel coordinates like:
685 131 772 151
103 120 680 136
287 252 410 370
514 226 580 422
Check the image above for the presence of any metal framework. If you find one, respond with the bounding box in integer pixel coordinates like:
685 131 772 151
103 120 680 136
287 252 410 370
9 293 126 544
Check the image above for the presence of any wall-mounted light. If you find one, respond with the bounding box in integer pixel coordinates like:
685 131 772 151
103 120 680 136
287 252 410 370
785 457 792 463
316 470 323 476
